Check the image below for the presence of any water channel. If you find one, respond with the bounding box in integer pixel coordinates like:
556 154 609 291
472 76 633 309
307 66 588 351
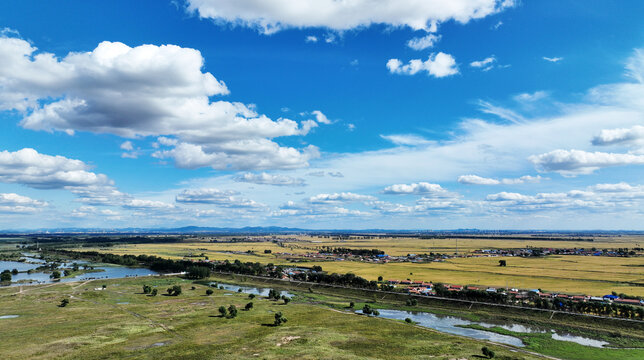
0 254 159 287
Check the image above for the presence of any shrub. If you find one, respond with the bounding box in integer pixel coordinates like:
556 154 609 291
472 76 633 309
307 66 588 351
245 302 254 310
274 312 287 326
227 305 238 318
172 285 182 296
482 346 495 359
206 289 214 296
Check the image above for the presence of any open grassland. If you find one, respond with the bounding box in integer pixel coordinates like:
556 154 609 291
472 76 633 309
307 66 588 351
209 274 644 360
0 276 545 360
79 235 644 296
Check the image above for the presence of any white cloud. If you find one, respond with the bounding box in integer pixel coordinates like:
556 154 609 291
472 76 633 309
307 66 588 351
458 174 543 185
387 52 459 78
119 141 140 159
304 46 644 192
122 199 176 210
383 182 451 196
309 192 376 204
0 193 47 214
234 172 306 187
0 148 112 189
305 35 318 43
71 206 122 219
324 33 337 43
273 202 371 218
311 110 332 124
0 35 317 171
380 134 432 146
492 21 503 30
457 175 500 185
327 171 344 178
477 100 524 124
120 141 134 151
307 171 326 177
591 125 644 147
470 56 496 70
176 188 264 208
70 185 130 207
513 91 548 103
485 182 644 213
529 149 644 176
186 0 515 34
406 34 440 50
543 56 563 63
152 141 319 171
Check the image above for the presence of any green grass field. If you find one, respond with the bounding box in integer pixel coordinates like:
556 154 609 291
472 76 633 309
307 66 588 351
0 276 549 360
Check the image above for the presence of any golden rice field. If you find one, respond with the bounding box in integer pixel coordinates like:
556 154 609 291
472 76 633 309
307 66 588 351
79 235 644 297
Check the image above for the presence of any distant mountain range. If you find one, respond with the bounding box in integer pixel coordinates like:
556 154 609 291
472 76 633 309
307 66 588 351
0 226 642 236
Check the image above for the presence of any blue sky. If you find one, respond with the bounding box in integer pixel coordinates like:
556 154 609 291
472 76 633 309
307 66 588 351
0 0 643 230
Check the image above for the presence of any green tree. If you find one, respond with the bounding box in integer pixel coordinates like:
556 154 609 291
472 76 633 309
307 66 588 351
206 289 214 296
282 295 290 305
11 268 18 275
248 293 256 299
227 304 238 318
151 288 158 296
50 270 61 279
218 306 227 317
268 289 281 300
378 275 383 282
349 301 355 308
481 346 495 359
405 317 412 323
274 312 288 326
143 285 152 294
245 302 254 310
63 269 71 277
186 266 210 279
171 285 182 296
59 299 69 307
0 272 11 282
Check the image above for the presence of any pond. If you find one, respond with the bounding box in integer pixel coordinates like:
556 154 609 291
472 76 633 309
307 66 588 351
0 254 159 287
357 309 525 347
210 282 294 299
478 322 610 348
